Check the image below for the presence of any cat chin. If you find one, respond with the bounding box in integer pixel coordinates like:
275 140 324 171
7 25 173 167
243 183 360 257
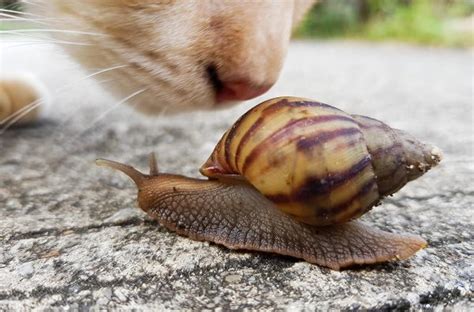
127 85 243 115
115 83 219 115
130 94 218 115
97 70 219 115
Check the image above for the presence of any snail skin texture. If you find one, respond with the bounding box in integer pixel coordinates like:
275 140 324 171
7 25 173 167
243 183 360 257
97 97 442 270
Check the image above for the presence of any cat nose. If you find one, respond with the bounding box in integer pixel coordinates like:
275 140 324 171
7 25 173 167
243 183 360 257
216 81 272 104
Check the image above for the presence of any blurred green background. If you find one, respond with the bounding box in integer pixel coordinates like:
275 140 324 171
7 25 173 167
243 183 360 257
1 0 473 47
295 0 473 47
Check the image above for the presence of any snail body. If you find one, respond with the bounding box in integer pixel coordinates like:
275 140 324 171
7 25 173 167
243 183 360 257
97 97 441 270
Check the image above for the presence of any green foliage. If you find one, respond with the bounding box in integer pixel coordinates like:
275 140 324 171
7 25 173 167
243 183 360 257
363 0 463 45
297 1 361 37
295 0 473 47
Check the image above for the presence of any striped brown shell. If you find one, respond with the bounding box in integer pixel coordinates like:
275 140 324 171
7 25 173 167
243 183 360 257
200 97 441 226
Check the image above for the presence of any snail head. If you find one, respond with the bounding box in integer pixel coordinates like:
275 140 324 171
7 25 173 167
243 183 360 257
96 153 165 212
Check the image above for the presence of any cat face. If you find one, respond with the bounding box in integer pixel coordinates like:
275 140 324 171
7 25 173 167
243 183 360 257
31 0 315 113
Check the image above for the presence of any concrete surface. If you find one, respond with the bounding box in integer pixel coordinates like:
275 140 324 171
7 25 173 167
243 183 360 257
0 38 473 310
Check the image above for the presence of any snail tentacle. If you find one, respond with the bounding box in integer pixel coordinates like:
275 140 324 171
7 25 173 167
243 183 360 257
96 158 147 186
149 152 159 176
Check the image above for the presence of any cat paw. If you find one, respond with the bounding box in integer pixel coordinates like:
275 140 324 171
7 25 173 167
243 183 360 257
0 74 48 126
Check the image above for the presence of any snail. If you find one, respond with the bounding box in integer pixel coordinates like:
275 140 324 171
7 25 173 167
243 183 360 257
97 97 442 270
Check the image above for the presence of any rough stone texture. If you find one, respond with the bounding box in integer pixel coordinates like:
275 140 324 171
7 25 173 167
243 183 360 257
1 38 473 310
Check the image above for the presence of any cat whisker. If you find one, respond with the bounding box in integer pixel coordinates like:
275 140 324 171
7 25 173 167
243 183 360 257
19 0 45 8
0 8 44 18
0 16 55 26
1 29 100 46
0 12 17 18
2 1 24 10
0 100 42 134
53 78 118 130
0 11 31 19
157 103 171 117
3 40 94 48
0 65 129 130
3 15 62 21
0 11 65 23
1 29 108 37
68 88 148 142
38 77 120 161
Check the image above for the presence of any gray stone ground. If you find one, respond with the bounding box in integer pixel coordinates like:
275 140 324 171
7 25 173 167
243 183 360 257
0 38 473 310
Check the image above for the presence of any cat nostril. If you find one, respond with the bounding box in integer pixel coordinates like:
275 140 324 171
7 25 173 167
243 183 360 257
215 81 272 104
206 65 224 95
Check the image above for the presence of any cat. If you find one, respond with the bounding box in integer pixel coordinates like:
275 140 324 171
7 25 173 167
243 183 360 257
0 0 316 125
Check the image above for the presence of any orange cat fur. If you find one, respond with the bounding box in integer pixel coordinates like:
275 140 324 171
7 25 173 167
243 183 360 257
1 0 316 124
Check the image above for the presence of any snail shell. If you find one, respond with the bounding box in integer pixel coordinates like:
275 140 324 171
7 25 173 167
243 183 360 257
201 97 441 225
97 96 442 269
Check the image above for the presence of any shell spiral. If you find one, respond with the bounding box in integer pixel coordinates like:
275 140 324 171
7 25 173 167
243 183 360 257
200 97 441 226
